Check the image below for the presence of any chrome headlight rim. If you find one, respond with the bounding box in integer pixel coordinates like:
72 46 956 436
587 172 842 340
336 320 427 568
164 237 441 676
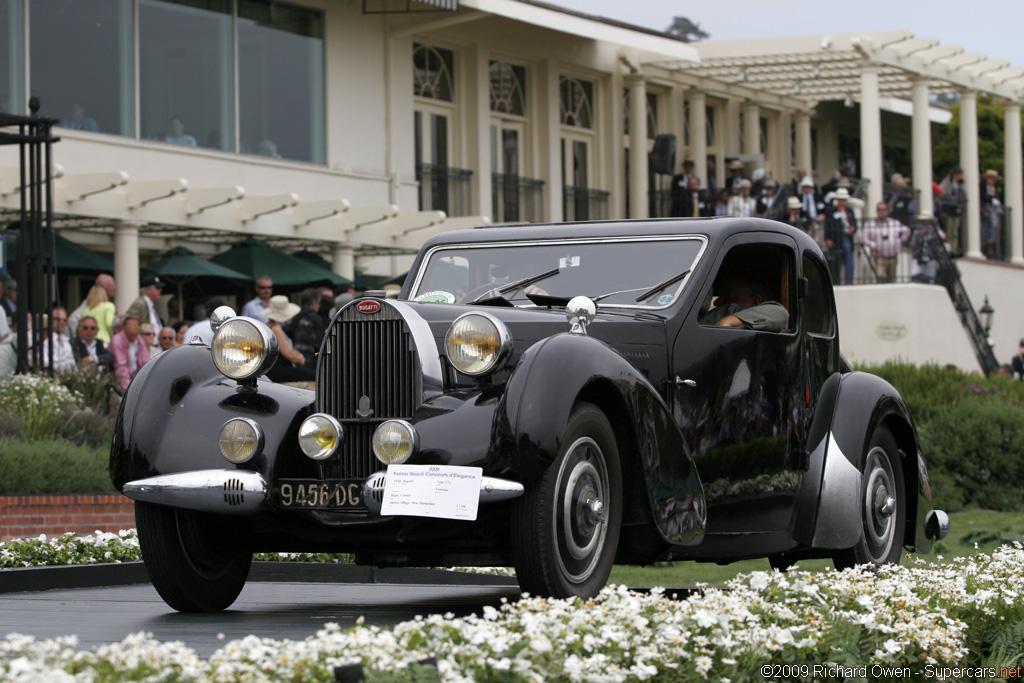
211 317 278 381
371 419 419 466
444 311 514 377
218 417 265 465
298 413 344 461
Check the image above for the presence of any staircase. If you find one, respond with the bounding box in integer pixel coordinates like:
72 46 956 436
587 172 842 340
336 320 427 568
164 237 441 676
919 225 1000 376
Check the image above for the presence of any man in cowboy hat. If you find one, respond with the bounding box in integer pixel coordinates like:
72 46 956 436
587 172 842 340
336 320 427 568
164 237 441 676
724 159 746 192
824 188 857 285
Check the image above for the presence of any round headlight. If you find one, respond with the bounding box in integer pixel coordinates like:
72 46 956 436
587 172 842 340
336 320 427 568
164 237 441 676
212 318 278 380
444 312 512 376
219 417 264 464
372 420 418 465
298 414 343 460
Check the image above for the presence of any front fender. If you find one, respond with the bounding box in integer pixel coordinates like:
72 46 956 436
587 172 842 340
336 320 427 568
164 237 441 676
793 370 929 551
498 333 705 545
110 343 316 490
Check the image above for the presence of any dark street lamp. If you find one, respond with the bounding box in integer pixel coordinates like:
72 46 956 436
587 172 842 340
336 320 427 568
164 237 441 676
979 296 995 336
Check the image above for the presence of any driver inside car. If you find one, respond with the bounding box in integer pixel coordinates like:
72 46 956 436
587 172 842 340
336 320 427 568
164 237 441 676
700 273 789 332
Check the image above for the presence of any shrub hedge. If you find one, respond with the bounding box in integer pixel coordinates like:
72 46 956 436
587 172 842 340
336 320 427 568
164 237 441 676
858 360 1024 513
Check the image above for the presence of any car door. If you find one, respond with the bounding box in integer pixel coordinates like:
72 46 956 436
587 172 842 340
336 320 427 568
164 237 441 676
670 233 804 538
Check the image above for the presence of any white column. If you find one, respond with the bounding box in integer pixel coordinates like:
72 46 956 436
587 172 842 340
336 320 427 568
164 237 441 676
725 98 741 155
332 245 355 281
743 102 760 158
1005 101 1024 265
690 90 707 186
538 59 562 222
911 77 933 218
776 109 793 182
961 90 983 259
466 44 491 219
628 75 648 219
860 66 883 218
113 221 140 314
795 111 812 180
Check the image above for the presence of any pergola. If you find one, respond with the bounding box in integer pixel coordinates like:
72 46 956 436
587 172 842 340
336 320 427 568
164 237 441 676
0 165 486 312
669 31 1024 265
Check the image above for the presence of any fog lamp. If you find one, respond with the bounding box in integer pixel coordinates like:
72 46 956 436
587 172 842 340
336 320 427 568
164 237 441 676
372 420 418 465
218 418 264 464
298 414 343 460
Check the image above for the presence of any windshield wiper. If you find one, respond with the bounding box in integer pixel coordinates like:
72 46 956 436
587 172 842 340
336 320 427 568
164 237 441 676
634 269 691 303
466 267 561 305
497 267 561 295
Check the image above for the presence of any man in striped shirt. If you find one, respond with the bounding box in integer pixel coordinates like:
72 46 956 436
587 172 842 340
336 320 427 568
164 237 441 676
860 202 911 283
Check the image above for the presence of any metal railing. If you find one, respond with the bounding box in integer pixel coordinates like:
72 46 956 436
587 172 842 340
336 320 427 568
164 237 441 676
416 163 473 217
491 174 544 223
562 186 610 222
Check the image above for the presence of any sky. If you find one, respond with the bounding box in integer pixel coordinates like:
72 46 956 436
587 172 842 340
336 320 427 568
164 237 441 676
545 1 1024 68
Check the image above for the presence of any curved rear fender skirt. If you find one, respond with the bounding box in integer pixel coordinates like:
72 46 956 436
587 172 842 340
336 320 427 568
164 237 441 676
498 333 705 544
123 469 267 514
110 343 316 490
793 370 921 549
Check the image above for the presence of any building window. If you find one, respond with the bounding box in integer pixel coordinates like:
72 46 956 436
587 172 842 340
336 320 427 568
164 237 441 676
13 0 324 162
560 76 593 129
238 0 325 163
489 61 525 116
32 0 135 136
414 43 454 102
140 0 233 150
0 0 24 115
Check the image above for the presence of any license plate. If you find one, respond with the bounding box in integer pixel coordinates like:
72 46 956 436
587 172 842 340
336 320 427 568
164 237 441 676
277 479 365 509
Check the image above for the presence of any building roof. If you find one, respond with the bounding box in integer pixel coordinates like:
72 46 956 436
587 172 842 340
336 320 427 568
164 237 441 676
682 31 1024 104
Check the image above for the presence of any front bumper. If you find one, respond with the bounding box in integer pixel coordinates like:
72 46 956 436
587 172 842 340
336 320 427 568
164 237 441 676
122 469 524 516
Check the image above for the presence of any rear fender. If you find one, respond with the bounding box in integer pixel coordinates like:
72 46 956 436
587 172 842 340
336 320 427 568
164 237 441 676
497 333 705 544
793 370 926 550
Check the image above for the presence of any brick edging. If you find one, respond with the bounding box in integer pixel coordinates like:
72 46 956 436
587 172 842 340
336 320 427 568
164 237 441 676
0 494 135 542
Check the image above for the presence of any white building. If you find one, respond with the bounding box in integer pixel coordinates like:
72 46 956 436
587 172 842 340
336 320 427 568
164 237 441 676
1 0 1021 370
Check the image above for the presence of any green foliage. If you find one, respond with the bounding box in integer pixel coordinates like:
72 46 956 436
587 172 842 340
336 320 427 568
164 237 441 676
933 93 1018 179
53 364 118 416
0 436 117 495
919 398 1024 512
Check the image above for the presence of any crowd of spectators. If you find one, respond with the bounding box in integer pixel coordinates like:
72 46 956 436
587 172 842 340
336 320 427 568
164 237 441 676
668 158 1000 284
0 270 364 391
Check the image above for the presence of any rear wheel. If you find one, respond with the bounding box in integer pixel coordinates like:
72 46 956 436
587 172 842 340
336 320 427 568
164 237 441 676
136 501 253 612
833 424 906 570
511 402 622 598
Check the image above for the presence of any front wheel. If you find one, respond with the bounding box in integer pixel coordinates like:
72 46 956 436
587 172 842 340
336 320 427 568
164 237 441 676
833 424 906 570
136 501 253 612
511 402 622 598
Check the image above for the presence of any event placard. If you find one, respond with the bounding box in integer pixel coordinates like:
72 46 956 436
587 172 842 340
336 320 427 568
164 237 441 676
381 464 482 520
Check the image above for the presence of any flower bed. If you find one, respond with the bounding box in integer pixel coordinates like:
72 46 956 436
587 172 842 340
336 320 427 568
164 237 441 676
1 533 1022 682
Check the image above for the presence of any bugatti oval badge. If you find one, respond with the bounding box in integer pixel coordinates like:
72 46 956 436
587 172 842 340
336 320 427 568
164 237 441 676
357 301 382 314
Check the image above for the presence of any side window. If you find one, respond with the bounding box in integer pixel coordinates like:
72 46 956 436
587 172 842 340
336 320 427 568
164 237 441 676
700 243 793 332
802 253 833 336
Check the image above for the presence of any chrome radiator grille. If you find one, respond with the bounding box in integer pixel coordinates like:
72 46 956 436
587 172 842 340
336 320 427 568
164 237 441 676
316 302 420 479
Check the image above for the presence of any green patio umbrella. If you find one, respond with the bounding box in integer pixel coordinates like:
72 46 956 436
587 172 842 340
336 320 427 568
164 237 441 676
144 246 252 320
3 230 115 273
212 238 349 288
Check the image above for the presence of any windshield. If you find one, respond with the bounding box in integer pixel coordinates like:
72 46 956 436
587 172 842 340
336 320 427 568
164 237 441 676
409 236 707 308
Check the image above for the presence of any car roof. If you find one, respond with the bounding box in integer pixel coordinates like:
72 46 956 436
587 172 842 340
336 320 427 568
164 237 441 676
420 216 823 256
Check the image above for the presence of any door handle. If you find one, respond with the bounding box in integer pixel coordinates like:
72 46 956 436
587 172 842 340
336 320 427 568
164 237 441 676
674 377 696 387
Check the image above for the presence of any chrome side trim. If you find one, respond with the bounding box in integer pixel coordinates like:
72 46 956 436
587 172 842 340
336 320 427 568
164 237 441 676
361 471 524 516
811 432 862 549
122 470 267 515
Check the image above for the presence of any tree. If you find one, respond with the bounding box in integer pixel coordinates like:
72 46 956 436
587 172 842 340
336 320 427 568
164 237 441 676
933 93 1023 180
666 16 709 42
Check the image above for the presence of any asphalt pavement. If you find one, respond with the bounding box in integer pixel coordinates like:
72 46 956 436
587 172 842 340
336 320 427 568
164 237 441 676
0 563 521 657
